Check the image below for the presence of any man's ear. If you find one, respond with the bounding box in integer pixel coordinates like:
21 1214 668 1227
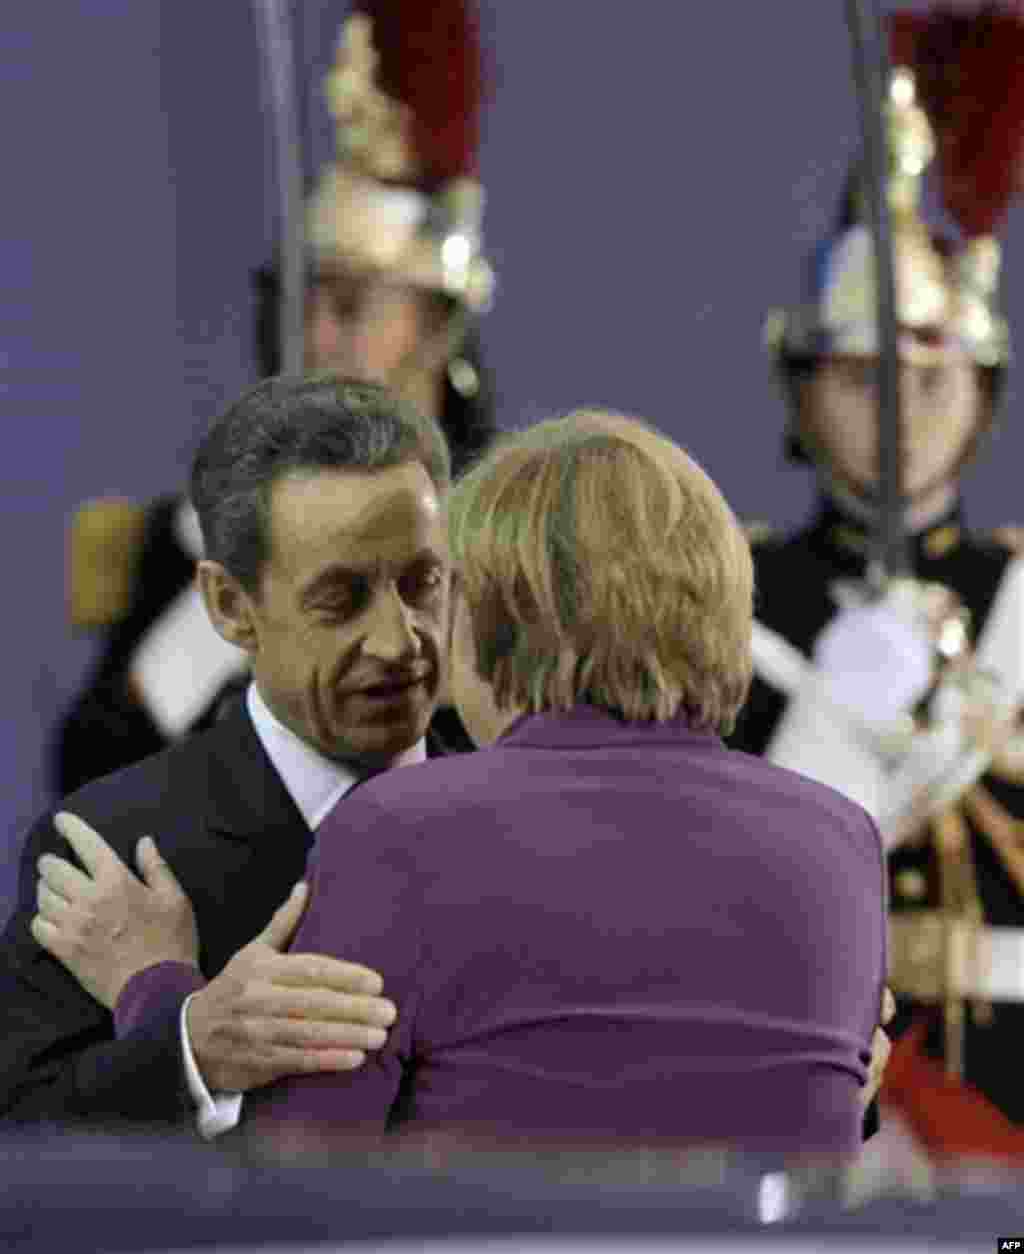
197 560 259 654
418 294 462 378
788 374 824 465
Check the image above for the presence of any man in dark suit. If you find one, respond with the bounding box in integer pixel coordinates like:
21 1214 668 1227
1 374 453 1132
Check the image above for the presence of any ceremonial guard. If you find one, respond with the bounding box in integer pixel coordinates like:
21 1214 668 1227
729 4 1024 1159
58 0 497 795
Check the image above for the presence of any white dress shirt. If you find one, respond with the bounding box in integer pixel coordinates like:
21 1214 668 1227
182 682 425 1138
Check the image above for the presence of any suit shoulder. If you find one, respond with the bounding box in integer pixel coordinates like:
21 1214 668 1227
746 524 834 642
742 520 783 552
10 744 187 876
942 527 1018 610
59 714 233 824
745 522 821 576
986 525 1024 558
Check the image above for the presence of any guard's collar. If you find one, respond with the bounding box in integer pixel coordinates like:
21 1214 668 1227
809 493 964 570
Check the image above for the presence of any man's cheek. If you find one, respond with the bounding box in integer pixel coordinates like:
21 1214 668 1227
426 618 447 659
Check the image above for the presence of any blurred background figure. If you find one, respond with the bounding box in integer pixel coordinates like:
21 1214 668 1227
728 3 1024 1165
56 0 497 796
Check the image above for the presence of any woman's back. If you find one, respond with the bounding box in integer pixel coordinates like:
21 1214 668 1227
271 705 886 1156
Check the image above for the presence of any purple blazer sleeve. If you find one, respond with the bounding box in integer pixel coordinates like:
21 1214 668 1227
253 795 424 1132
114 962 207 1037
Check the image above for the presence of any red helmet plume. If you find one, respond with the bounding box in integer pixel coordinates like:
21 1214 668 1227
890 4 1024 238
354 0 486 189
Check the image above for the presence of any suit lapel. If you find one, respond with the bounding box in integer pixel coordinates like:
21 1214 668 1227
189 703 456 976
198 700 313 853
199 702 468 830
182 702 313 977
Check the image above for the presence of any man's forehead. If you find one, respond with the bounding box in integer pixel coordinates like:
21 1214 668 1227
269 464 443 562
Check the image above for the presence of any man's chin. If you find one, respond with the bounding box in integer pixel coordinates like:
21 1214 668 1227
328 712 435 769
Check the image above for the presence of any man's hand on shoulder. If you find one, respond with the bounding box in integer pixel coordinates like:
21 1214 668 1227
32 811 199 1009
186 883 397 1094
860 986 896 1112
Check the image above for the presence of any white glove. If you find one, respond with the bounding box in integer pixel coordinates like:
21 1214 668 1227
879 560 1024 845
767 591 934 819
812 594 934 726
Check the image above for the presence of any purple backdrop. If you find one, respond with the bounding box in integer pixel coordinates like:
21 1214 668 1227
3 1 1023 918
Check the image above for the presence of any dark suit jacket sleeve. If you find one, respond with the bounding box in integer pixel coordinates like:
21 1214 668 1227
252 795 424 1132
0 812 197 1126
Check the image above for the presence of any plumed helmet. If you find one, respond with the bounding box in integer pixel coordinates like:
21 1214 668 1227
306 0 494 314
766 3 1024 460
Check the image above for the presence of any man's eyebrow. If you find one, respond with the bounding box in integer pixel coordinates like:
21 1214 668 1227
299 550 445 603
404 548 447 568
299 564 369 605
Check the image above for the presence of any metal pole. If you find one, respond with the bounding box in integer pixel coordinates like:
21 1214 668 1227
251 0 306 377
844 0 910 581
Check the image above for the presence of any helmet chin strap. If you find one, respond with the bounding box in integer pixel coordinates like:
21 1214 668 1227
817 463 958 536
387 300 474 420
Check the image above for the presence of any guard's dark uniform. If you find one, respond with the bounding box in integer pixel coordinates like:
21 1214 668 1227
57 498 233 797
734 1 1024 1156
730 499 1024 1133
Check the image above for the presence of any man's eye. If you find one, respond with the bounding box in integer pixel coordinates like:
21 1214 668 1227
839 362 876 389
401 566 445 603
919 367 947 393
331 294 360 321
315 599 353 619
314 585 366 618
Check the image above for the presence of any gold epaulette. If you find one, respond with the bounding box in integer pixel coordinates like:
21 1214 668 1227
990 525 1024 555
743 520 776 547
68 498 147 630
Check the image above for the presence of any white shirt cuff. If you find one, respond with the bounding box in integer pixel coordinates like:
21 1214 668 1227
180 992 244 1139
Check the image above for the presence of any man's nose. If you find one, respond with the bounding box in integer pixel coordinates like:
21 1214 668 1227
362 585 420 661
898 363 942 400
349 323 391 382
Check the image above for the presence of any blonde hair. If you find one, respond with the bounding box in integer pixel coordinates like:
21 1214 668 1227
447 408 754 733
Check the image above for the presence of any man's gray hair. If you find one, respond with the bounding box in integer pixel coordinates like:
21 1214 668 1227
190 374 451 594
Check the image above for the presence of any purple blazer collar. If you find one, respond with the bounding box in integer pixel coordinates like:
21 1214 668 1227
496 703 723 752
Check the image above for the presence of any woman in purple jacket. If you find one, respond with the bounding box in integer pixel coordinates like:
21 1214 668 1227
255 407 888 1159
